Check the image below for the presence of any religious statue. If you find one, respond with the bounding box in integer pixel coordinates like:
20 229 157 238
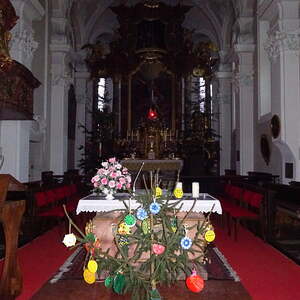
0 1 18 66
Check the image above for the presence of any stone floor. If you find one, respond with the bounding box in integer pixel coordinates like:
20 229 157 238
31 280 251 300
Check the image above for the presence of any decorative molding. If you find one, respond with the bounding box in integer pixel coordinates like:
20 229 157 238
51 73 73 87
264 29 300 61
232 71 254 92
10 26 38 69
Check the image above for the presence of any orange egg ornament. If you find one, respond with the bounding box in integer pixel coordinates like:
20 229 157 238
186 269 204 293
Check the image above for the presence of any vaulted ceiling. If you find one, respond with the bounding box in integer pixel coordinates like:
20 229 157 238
69 0 236 52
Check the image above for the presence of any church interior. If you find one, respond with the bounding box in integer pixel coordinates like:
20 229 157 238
1 0 300 299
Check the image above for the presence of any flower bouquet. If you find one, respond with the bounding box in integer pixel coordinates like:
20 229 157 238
91 157 131 199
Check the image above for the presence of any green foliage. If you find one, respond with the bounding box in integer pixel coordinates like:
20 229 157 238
83 188 211 299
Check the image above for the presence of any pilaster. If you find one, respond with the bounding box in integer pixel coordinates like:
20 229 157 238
234 44 255 175
215 70 232 175
74 70 90 169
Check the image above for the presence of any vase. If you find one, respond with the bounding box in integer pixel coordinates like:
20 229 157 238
103 189 115 200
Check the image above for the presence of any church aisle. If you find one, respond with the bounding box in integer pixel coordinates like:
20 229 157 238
214 224 300 300
1 220 299 299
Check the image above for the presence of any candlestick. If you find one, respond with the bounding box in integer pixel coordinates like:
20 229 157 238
192 182 199 198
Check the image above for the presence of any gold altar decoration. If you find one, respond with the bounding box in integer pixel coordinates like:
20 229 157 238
0 0 18 68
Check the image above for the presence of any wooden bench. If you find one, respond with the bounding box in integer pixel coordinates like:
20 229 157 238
216 183 267 240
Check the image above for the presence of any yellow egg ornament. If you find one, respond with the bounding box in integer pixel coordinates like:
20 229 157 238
83 268 96 284
204 230 216 243
174 188 183 199
155 187 162 197
87 259 98 273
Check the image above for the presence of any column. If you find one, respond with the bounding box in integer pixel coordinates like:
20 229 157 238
49 45 72 175
74 70 90 169
234 44 255 175
278 0 300 180
0 121 32 182
215 71 232 175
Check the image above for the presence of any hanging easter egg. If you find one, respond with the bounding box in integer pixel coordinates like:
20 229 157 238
124 214 136 227
149 202 161 214
118 222 131 235
119 236 129 247
136 208 148 221
105 276 113 288
87 259 98 273
173 188 183 199
94 238 101 249
142 218 150 235
83 268 96 284
113 273 126 295
155 187 162 198
150 288 162 300
152 243 165 255
186 269 204 293
204 230 215 242
171 217 177 233
181 236 192 250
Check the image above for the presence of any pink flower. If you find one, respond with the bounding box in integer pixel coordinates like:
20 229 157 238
108 157 116 163
116 170 122 177
103 170 109 176
110 172 117 178
126 183 131 189
116 183 123 189
97 168 104 175
91 175 100 183
93 182 100 188
119 177 126 185
116 164 122 169
108 180 116 188
122 168 128 174
101 178 108 185
109 166 116 172
126 175 131 183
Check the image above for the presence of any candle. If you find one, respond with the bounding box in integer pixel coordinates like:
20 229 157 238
176 182 182 189
192 182 199 198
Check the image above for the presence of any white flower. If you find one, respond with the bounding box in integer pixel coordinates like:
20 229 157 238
62 233 77 247
102 162 108 168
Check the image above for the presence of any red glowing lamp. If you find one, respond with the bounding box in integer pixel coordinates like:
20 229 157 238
147 107 158 120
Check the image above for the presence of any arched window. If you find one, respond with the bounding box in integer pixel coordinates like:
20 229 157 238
97 78 106 111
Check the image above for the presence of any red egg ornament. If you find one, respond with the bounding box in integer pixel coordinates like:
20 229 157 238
152 243 165 255
186 269 204 293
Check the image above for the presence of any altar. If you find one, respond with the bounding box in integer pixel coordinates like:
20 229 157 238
76 193 221 215
121 159 183 172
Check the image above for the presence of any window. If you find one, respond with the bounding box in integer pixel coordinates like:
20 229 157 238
199 77 206 112
97 78 106 111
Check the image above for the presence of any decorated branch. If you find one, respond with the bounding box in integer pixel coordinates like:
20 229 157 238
63 171 215 300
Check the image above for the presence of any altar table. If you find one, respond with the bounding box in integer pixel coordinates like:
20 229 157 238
76 193 222 215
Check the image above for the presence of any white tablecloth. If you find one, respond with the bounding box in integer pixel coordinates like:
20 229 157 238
76 193 222 215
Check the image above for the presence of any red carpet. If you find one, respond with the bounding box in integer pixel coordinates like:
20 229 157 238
214 224 300 300
1 222 300 299
1 226 71 300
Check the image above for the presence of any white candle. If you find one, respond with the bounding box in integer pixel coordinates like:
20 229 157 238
192 182 199 198
176 182 182 189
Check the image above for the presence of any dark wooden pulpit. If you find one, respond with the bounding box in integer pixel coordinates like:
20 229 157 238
0 174 26 299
